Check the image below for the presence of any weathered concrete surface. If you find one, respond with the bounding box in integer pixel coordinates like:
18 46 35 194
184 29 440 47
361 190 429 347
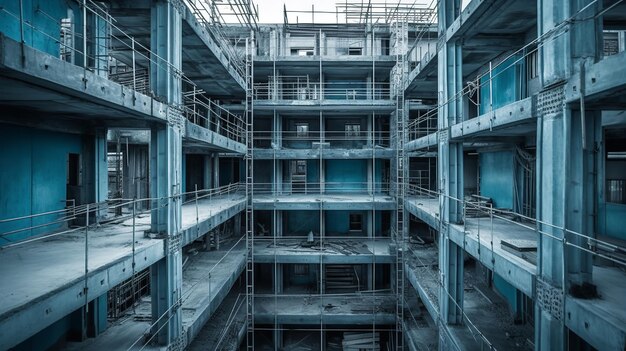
253 99 396 112
0 195 245 350
253 238 394 264
253 147 395 160
405 197 440 229
63 240 245 350
184 121 247 154
253 194 396 210
564 266 626 351
450 97 535 139
253 294 396 325
0 35 168 124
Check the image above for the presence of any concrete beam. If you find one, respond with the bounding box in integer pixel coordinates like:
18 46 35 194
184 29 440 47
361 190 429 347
252 195 397 211
450 97 534 139
253 295 396 325
564 50 626 106
252 100 396 112
252 148 395 160
183 249 246 347
184 121 247 154
406 133 438 152
0 239 165 350
0 35 168 124
180 198 246 247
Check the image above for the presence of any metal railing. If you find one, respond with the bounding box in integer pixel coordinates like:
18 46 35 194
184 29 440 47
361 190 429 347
0 0 248 144
253 81 392 100
251 182 392 196
406 185 626 270
181 89 246 144
0 182 245 349
405 244 496 350
0 183 243 247
251 130 391 149
182 0 249 79
407 108 437 141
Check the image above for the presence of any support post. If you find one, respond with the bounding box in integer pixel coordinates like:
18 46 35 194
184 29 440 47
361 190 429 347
437 0 464 332
535 1 601 349
148 0 184 347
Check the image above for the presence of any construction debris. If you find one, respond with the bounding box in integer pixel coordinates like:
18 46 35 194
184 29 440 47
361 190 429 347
342 332 380 350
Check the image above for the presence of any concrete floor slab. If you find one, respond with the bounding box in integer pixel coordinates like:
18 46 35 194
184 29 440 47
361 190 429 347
253 194 396 210
405 197 440 229
450 216 537 297
565 265 626 351
253 238 394 264
64 239 245 350
254 294 396 325
0 194 245 350
252 147 395 160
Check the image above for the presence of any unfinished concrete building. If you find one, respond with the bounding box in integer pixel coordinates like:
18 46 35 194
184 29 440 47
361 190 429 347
0 0 625 350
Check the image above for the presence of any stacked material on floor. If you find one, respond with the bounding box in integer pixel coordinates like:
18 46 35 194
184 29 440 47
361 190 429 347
342 332 380 350
465 194 492 218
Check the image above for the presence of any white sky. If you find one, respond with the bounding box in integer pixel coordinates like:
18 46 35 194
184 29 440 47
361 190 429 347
251 0 459 24
254 0 350 24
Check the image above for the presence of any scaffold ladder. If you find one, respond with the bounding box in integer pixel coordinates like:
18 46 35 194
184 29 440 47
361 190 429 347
394 19 407 351
245 35 255 351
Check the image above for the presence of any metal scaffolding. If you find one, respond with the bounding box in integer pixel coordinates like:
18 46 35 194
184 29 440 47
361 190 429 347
393 19 408 351
245 33 256 351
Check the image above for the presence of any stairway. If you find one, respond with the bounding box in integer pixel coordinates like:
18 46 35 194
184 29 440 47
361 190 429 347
324 265 360 293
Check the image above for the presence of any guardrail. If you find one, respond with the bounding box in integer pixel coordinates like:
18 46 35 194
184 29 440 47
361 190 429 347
251 130 391 149
251 182 392 196
253 81 391 100
0 0 247 144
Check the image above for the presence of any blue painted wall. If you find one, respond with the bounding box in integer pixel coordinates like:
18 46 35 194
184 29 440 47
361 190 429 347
479 55 523 115
479 151 515 209
325 159 367 193
326 210 363 235
0 0 84 59
285 210 320 235
0 125 84 244
598 202 626 241
324 80 367 100
375 159 384 193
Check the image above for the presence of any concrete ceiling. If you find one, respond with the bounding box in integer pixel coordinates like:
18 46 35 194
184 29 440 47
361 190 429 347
106 1 246 99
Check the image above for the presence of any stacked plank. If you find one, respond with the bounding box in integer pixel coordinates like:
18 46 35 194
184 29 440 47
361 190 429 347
464 194 492 218
341 332 380 350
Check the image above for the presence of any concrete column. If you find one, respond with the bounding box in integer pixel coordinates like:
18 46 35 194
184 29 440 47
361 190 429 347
273 111 282 149
275 161 283 194
213 154 220 188
536 1 601 349
273 210 283 237
274 263 283 293
437 0 464 328
366 210 374 237
90 11 108 77
203 154 213 189
367 159 373 195
274 324 283 350
94 128 108 221
149 0 183 346
234 213 242 237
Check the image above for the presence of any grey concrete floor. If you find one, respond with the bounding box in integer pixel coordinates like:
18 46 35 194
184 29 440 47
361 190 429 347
406 196 440 217
63 238 245 350
0 194 244 319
